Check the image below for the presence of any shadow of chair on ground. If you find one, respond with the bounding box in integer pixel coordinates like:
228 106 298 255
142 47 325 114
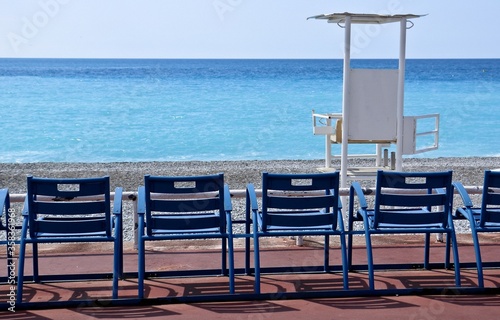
430 293 500 307
192 300 299 315
310 296 418 310
12 281 119 304
75 305 180 319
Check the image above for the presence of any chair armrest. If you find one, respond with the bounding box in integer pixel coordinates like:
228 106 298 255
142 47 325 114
224 186 234 235
224 184 233 213
348 181 369 223
0 188 9 218
22 196 29 217
246 183 261 232
350 182 368 209
113 187 123 216
246 183 259 212
452 181 473 208
452 181 474 219
137 186 146 215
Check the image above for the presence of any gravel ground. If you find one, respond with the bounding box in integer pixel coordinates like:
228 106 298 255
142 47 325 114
1 157 499 241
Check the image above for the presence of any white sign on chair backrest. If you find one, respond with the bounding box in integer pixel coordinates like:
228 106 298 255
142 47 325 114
347 69 398 142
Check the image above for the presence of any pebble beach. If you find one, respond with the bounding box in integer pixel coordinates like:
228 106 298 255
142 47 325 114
1 157 499 240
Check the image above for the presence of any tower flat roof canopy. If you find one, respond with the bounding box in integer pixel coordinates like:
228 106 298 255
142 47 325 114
307 12 424 24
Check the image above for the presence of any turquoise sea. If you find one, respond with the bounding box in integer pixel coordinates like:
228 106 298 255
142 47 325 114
0 58 499 163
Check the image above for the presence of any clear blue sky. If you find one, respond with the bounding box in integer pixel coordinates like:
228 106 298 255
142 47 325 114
1 0 499 59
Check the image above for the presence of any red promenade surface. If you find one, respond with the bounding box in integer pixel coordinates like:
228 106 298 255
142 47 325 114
1 234 499 319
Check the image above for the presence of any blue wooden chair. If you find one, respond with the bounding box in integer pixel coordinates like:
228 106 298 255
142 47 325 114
348 170 461 290
137 173 235 299
453 170 500 287
16 176 123 303
247 172 348 294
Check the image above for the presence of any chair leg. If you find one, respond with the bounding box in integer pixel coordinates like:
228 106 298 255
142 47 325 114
113 215 122 299
448 216 461 287
244 235 251 276
365 231 375 291
137 217 146 299
112 238 120 299
32 242 39 283
424 233 430 270
339 232 349 290
359 213 375 290
252 213 261 294
222 238 227 276
228 235 235 294
253 235 260 294
324 234 330 272
245 196 251 275
226 214 235 294
138 237 146 299
16 222 29 304
347 217 354 270
445 232 451 269
118 220 124 279
451 231 461 287
470 230 483 287
16 244 26 304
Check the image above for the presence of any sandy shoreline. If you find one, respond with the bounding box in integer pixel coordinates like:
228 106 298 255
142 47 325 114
1 157 498 240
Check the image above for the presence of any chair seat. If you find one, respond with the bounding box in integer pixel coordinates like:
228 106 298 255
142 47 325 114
263 225 335 231
33 216 109 236
34 231 109 238
258 210 336 229
148 214 221 233
259 211 336 231
151 227 221 235
363 208 446 229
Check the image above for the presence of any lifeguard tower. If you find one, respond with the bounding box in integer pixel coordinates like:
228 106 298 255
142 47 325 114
310 13 439 187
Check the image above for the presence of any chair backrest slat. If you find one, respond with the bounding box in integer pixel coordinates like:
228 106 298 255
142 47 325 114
266 195 335 210
377 211 446 226
30 178 108 197
378 172 451 189
486 193 500 204
484 210 500 224
379 193 447 208
149 198 221 213
148 177 221 194
36 218 107 234
149 215 220 231
34 201 107 215
265 174 338 191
